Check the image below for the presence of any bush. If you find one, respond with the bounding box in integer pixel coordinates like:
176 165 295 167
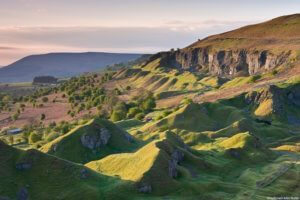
135 113 145 120
42 97 49 103
12 112 19 121
46 132 60 142
29 132 42 144
162 110 172 117
181 98 193 105
127 107 142 118
155 115 164 121
41 113 46 121
141 97 156 112
111 110 126 122
250 75 261 83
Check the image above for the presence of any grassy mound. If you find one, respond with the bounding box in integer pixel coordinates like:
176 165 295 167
40 118 140 164
141 102 244 133
86 131 211 195
86 132 187 195
219 132 254 149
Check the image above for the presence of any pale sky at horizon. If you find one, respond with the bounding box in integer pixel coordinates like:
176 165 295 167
0 0 299 65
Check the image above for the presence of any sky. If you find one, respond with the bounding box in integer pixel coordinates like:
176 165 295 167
0 0 299 66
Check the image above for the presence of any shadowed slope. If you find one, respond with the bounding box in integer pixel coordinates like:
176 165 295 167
0 140 135 200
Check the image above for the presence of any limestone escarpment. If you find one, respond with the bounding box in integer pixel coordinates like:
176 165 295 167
150 48 291 77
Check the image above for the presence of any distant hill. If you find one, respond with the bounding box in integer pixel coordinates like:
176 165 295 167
0 52 144 83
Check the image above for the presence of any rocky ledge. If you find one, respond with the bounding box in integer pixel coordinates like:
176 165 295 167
147 48 291 77
80 128 111 150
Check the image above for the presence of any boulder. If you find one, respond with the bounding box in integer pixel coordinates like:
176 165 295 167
51 144 58 152
138 183 152 193
171 150 184 164
168 149 184 178
168 159 178 178
80 128 111 150
16 162 31 171
80 169 89 179
227 148 241 159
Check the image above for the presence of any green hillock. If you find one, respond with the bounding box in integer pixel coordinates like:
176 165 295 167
40 118 140 164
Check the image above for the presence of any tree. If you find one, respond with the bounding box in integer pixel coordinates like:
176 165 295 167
135 113 145 120
111 110 126 122
41 113 46 121
141 97 156 112
42 97 49 103
127 107 142 118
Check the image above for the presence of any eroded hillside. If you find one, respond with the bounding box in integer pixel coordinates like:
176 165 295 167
0 14 300 200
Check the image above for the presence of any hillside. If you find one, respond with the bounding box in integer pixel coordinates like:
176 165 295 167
142 14 300 77
0 52 144 83
0 140 137 200
1 14 300 200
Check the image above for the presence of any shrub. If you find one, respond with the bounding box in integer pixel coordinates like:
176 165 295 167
250 75 261 83
46 132 60 142
29 132 42 144
141 97 156 112
41 113 46 121
12 112 20 121
162 110 172 117
155 115 164 121
127 107 142 118
135 113 145 120
111 110 126 122
181 98 193 105
42 97 49 103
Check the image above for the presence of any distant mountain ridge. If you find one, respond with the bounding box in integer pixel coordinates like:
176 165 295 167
0 52 144 83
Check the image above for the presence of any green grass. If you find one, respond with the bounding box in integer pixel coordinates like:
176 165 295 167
220 75 261 89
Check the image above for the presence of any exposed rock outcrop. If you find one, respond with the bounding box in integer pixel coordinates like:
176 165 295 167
80 169 89 179
15 162 32 171
147 48 290 77
246 84 300 123
227 148 241 159
138 183 152 193
80 128 111 150
168 150 184 178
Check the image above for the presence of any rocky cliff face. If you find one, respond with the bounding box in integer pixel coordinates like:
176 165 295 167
151 48 291 77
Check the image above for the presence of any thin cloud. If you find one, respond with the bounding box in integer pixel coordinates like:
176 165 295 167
0 21 253 65
0 46 19 50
